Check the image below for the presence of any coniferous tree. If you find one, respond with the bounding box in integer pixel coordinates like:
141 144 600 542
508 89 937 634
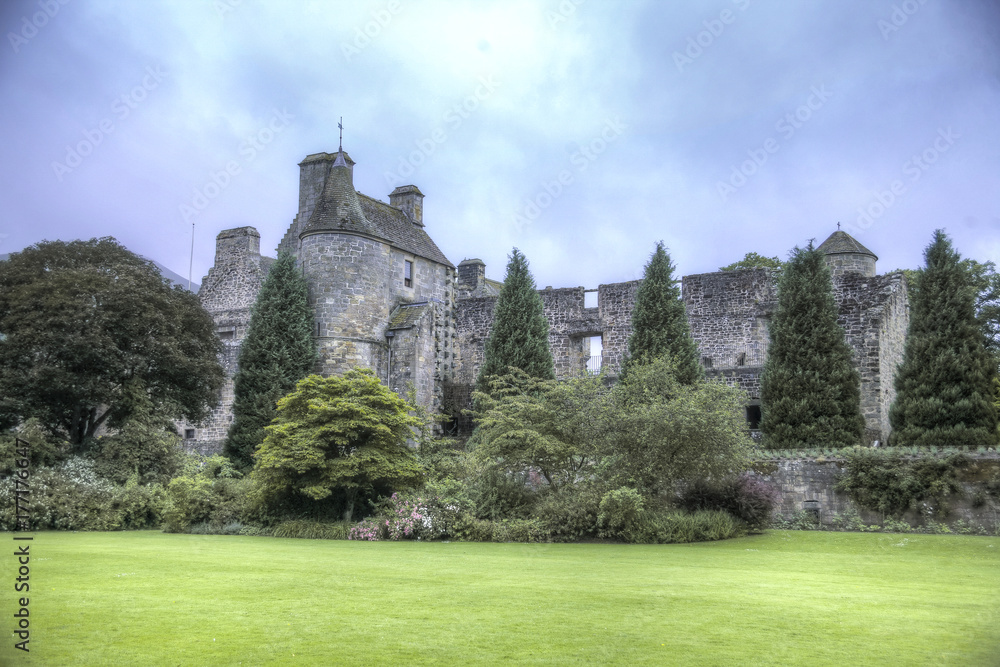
623 241 701 383
760 243 864 448
475 248 554 394
224 251 317 468
889 230 998 447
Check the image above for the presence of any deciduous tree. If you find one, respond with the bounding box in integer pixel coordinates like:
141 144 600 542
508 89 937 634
253 370 424 521
0 238 223 446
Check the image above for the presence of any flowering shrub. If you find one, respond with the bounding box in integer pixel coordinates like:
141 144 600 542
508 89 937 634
348 493 460 541
349 517 386 541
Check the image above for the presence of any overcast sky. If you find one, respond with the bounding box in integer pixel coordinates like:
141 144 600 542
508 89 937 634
2 0 998 290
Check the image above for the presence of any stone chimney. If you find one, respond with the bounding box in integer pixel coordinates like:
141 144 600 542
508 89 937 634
214 227 260 266
390 185 424 226
457 258 486 289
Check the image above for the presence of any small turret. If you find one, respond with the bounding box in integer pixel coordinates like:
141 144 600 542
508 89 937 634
817 230 877 278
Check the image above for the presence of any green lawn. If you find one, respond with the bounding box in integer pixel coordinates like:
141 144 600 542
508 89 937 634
3 531 998 665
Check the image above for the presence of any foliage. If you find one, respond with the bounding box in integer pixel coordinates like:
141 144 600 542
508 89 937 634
272 520 352 540
597 487 647 539
347 492 460 541
0 237 223 446
834 448 969 517
532 481 604 541
760 242 864 448
475 248 554 395
0 456 165 531
605 356 753 496
889 230 998 447
470 370 605 491
88 411 186 486
465 466 535 521
719 252 784 272
623 241 702 383
0 418 69 473
225 251 317 469
676 474 779 531
961 257 1000 365
253 370 424 521
161 454 249 533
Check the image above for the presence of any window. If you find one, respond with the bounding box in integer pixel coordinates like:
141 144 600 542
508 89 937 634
404 260 413 288
745 405 762 430
184 429 196 440
584 290 599 308
217 327 235 340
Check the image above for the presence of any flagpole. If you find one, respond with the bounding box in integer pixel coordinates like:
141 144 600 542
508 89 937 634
188 223 194 291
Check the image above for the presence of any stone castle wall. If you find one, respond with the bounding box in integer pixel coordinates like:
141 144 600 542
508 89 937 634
751 456 1000 529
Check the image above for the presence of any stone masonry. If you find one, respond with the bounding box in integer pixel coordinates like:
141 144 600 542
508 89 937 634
180 147 910 453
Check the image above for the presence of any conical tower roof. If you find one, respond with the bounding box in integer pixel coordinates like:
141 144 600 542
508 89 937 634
817 230 877 260
299 150 377 238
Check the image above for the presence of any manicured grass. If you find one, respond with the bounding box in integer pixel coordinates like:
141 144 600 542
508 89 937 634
3 531 998 665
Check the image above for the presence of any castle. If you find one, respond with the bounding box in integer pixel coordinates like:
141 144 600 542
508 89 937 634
177 147 909 453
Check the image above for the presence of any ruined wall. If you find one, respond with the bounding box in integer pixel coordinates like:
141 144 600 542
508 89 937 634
595 280 640 372
832 272 908 442
177 227 271 455
541 287 603 377
683 269 776 369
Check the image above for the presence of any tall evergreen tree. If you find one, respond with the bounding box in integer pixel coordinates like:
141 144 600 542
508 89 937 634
624 241 701 383
224 251 317 468
760 243 864 448
889 230 998 447
475 248 554 393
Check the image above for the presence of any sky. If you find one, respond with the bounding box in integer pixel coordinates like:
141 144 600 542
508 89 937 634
1 0 998 291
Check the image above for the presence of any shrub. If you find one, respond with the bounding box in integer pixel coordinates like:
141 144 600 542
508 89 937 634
0 456 164 531
676 475 779 530
835 449 968 517
650 510 745 544
0 418 69 474
490 518 550 543
273 520 351 540
88 416 185 486
597 487 646 540
451 514 494 542
534 483 603 541
161 476 215 532
349 517 387 541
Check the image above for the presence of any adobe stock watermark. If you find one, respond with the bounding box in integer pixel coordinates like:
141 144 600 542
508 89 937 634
341 0 403 62
51 65 167 182
12 436 33 654
7 0 71 54
878 0 929 40
847 127 958 234
215 0 242 20
383 76 501 188
716 84 832 202
178 109 293 222
674 0 750 73
547 0 585 29
512 117 627 232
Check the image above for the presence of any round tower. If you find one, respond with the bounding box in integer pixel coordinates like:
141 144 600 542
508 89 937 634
817 230 877 278
297 150 393 375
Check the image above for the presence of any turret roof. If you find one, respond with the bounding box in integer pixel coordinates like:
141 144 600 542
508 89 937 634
298 150 454 268
817 230 877 260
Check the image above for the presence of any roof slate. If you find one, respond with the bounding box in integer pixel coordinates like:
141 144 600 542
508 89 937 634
297 150 453 268
388 303 431 330
817 230 878 259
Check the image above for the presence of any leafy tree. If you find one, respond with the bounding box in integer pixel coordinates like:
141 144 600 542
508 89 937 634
253 370 424 521
0 238 223 446
760 242 864 448
475 248 554 394
889 231 998 447
605 356 752 496
962 258 1000 366
719 252 784 272
224 251 317 469
471 369 605 491
624 241 701 383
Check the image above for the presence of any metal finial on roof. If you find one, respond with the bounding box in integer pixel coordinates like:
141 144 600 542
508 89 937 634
837 221 841 230
338 116 343 152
